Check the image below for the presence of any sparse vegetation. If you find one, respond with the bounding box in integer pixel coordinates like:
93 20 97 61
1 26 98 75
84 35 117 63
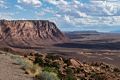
11 54 42 77
1 49 119 80
43 67 58 74
113 68 120 73
37 71 60 80
66 67 74 75
90 72 106 80
34 56 44 66
65 75 76 80
25 64 42 77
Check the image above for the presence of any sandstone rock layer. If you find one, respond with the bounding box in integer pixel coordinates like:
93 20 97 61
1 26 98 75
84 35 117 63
0 20 68 48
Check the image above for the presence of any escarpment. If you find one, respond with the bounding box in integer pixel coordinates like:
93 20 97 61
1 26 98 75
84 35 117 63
0 20 69 48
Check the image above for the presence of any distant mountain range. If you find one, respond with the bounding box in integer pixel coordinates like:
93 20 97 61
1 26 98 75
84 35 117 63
110 30 120 33
65 30 99 34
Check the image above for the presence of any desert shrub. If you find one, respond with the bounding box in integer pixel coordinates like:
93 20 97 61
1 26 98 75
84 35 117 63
105 65 109 69
9 53 22 60
21 59 42 77
0 47 12 52
90 72 106 80
52 61 61 69
13 56 42 77
34 53 43 57
65 75 77 80
46 54 60 61
38 71 60 80
79 77 86 80
76 67 84 73
66 67 74 75
90 72 96 78
101 64 110 69
0 47 19 55
44 58 53 67
43 67 58 74
25 64 42 77
90 62 100 67
11 55 28 68
34 56 44 66
113 68 120 73
64 59 71 66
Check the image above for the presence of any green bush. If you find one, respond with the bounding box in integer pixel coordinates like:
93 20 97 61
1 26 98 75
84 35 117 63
79 77 86 80
44 59 53 67
90 62 100 67
64 59 71 66
43 67 58 74
76 67 84 73
46 54 60 61
12 56 42 77
38 71 60 80
113 68 120 72
66 68 74 75
65 75 76 80
34 56 44 66
25 64 42 77
90 72 106 80
52 62 60 69
12 55 29 68
0 47 12 52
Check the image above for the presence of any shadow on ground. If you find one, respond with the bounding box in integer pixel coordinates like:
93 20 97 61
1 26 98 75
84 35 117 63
54 42 120 50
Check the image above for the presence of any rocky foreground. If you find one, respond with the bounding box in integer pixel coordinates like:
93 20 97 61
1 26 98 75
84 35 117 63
0 49 119 80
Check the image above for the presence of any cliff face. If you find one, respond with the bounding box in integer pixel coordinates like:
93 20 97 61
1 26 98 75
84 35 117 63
0 20 68 47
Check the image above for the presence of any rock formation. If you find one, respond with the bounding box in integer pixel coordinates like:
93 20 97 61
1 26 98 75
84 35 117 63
0 20 69 48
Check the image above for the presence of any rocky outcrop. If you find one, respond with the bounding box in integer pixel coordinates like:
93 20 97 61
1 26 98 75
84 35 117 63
68 58 83 68
0 20 69 47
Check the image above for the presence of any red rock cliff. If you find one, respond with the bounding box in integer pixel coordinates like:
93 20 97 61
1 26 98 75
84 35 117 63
0 20 69 47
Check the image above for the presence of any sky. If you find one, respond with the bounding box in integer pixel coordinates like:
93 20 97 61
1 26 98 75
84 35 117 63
0 0 120 32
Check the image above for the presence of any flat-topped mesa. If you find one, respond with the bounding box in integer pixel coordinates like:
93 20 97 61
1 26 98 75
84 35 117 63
0 20 69 47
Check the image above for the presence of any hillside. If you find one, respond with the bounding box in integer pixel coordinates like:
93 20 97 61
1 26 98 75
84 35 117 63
0 51 32 80
0 50 119 80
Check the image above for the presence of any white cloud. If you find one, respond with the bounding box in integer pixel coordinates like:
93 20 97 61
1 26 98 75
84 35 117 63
18 0 42 7
46 0 69 11
15 5 25 10
42 7 56 13
76 11 88 17
47 0 68 5
89 0 120 16
0 0 8 8
73 0 81 4
64 15 71 23
1 0 120 28
0 12 14 20
46 0 58 5
44 0 120 26
55 14 61 18
35 11 45 16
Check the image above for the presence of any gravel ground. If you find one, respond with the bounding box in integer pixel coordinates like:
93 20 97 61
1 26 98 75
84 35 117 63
0 53 33 80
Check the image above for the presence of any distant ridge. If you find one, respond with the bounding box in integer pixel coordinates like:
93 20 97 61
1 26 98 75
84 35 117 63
110 30 120 33
65 30 99 34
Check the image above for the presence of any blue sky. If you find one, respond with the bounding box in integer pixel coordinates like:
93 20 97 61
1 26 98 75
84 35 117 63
0 0 120 32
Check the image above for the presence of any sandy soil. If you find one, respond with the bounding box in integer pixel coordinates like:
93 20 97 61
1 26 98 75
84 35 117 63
0 53 33 80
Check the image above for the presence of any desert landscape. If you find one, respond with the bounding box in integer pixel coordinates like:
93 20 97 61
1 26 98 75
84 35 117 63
0 20 120 80
54 31 120 67
0 0 120 80
1 20 120 68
